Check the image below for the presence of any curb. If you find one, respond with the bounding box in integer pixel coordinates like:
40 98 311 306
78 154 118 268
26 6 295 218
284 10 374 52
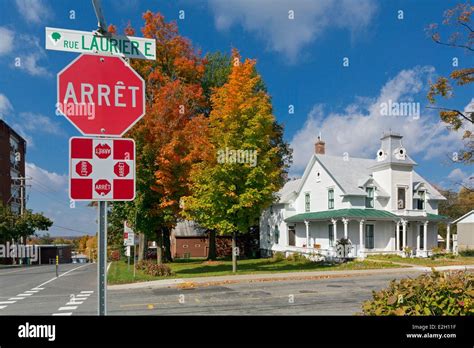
107 264 474 291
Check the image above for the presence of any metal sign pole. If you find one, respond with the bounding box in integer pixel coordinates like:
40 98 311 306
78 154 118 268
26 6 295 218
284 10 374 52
98 200 107 315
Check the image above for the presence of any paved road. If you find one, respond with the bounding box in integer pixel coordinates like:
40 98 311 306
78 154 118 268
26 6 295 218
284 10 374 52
0 263 96 316
0 264 445 315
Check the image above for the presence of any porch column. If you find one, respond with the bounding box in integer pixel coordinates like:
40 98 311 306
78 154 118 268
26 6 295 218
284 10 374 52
359 220 365 251
423 221 428 251
396 221 400 251
446 223 451 252
304 220 310 248
342 218 349 239
402 220 407 249
331 219 338 241
416 223 420 251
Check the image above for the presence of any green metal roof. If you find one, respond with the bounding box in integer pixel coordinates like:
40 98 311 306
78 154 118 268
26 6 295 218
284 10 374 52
426 213 450 221
284 209 450 223
285 209 398 222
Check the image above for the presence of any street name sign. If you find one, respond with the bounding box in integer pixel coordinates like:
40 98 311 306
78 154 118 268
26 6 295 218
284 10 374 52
46 27 156 60
69 137 135 201
57 54 145 137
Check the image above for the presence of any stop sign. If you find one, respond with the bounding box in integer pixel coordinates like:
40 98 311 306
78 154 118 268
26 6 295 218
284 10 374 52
95 179 112 196
57 54 145 137
76 161 92 177
95 143 111 159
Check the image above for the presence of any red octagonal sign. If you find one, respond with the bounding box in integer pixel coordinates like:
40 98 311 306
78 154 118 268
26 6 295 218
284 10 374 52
75 160 92 177
114 161 130 177
95 143 111 159
57 54 145 137
95 179 112 196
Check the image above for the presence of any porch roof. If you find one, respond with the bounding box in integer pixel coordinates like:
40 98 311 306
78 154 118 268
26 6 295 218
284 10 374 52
285 209 450 223
285 209 397 222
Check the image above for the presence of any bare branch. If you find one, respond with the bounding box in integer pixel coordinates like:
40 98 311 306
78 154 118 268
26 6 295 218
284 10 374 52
432 36 474 51
426 106 474 123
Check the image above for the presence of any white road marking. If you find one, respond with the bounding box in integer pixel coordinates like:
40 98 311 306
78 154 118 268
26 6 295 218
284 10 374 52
32 288 44 291
0 305 7 309
0 301 16 304
53 312 72 316
58 306 77 311
17 293 32 296
9 297 25 300
80 291 94 294
35 263 91 289
25 290 39 293
66 301 84 306
76 294 90 297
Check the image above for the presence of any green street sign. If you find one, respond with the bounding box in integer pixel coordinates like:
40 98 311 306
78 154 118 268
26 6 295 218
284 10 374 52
45 27 156 60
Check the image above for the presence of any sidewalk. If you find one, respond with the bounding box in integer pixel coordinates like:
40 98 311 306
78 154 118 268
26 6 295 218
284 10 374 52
107 264 474 291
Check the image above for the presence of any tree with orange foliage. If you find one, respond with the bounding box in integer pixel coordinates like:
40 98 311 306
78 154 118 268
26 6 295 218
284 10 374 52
108 11 210 263
182 50 292 272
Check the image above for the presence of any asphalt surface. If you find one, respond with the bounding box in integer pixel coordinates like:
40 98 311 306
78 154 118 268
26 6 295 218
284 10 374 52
0 263 443 315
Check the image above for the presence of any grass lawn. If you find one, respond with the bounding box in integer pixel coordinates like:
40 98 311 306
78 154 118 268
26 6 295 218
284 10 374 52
108 257 401 285
367 254 474 267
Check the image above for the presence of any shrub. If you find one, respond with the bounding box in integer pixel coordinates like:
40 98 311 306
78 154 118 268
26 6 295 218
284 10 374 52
362 270 474 316
287 252 310 263
136 260 174 277
272 251 285 262
460 249 474 257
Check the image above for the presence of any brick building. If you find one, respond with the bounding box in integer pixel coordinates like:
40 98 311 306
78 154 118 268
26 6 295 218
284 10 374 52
0 119 26 213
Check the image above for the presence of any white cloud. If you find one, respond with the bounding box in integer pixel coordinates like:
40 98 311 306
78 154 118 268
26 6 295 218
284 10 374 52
18 112 62 135
0 27 14 56
289 66 465 174
208 0 377 62
447 168 473 188
0 93 13 118
26 163 96 236
15 0 52 24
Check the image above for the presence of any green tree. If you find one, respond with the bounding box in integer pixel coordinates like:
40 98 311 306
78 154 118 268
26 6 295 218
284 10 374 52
183 50 292 272
0 205 52 243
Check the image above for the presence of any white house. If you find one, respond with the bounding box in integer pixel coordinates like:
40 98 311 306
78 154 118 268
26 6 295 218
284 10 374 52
452 210 474 251
260 131 451 259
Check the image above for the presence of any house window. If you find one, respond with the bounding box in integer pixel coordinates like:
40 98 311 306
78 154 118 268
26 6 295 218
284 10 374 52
365 225 374 249
416 191 425 210
328 224 334 246
267 225 271 243
305 193 310 212
274 225 279 244
397 187 406 209
328 189 334 209
365 187 374 208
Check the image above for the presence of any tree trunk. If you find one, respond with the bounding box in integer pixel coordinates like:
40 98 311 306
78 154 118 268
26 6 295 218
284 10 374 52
207 229 217 261
138 233 145 261
232 231 237 273
156 229 163 265
162 226 172 263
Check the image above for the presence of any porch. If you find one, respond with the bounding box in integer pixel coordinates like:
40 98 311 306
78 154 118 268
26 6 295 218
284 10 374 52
283 209 451 259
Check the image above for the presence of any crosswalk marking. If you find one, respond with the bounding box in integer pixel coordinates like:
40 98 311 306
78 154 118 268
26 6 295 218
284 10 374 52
53 312 72 316
80 291 94 294
9 297 25 300
58 306 78 311
17 293 32 297
25 290 39 293
0 305 7 309
0 301 16 304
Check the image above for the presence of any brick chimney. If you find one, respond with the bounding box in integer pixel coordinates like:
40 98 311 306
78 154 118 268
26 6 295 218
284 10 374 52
315 135 325 155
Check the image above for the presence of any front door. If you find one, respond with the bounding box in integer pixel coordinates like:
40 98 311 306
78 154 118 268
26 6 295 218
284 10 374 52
288 227 296 246
365 224 374 249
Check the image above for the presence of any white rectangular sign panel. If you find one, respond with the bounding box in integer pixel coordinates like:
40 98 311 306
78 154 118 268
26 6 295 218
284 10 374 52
124 221 135 246
46 27 156 60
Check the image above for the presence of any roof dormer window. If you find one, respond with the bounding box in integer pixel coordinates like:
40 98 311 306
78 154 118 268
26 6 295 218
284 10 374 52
316 171 321 183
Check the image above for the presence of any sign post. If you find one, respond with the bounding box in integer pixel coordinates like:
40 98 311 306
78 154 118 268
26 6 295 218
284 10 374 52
98 201 107 315
49 0 153 317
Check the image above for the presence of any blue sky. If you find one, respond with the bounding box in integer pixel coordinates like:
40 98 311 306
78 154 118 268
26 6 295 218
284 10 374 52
0 0 472 236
